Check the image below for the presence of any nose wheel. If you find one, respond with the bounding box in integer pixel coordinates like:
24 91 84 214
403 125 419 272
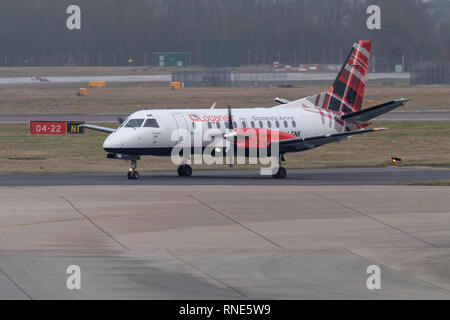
127 170 140 180
177 164 192 177
127 159 140 180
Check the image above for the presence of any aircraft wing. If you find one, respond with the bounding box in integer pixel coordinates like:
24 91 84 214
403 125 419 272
272 128 387 153
80 124 115 133
341 98 408 124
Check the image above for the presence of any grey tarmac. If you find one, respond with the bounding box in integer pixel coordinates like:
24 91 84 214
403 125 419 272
1 166 450 186
0 167 450 299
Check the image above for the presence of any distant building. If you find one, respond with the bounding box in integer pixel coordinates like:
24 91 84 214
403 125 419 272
203 40 240 67
152 52 190 67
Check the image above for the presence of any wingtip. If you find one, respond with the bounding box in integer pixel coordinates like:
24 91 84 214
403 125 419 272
373 127 389 131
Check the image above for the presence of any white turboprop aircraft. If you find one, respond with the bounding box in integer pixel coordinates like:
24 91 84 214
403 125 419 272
81 40 407 180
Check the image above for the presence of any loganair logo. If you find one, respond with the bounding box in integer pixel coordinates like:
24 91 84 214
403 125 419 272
188 114 234 124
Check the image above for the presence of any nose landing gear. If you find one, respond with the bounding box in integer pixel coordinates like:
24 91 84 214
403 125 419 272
127 159 140 180
106 153 142 180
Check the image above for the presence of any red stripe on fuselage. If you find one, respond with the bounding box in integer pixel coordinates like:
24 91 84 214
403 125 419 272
234 128 295 149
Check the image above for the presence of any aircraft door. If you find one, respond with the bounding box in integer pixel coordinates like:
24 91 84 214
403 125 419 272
172 113 191 145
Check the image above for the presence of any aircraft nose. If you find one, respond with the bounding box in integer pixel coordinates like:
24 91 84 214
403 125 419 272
103 133 123 150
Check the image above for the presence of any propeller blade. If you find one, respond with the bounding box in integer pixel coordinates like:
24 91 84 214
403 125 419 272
227 105 233 130
227 105 234 167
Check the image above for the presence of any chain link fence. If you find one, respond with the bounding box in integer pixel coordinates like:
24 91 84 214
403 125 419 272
172 70 231 87
232 72 288 87
2 50 417 73
172 70 291 87
410 62 450 85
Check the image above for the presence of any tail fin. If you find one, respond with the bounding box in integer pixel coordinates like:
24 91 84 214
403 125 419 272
307 40 372 114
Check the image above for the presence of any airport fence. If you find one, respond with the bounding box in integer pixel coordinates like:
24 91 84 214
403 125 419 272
410 62 450 85
172 70 231 87
232 72 288 87
172 70 291 87
1 50 415 72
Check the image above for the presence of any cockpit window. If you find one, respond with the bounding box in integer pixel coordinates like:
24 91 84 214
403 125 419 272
144 118 160 128
125 119 144 128
118 117 130 128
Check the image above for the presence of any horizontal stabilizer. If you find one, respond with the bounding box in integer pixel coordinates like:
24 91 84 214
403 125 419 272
80 124 115 133
274 97 291 104
341 98 408 123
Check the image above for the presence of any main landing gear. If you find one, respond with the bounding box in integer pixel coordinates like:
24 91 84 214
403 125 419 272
272 154 287 179
272 166 287 179
177 164 192 177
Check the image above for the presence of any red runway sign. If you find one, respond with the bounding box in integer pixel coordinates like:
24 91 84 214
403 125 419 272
30 121 67 135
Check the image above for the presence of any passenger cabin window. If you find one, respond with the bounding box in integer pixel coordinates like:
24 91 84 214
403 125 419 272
216 122 221 129
125 119 144 128
207 122 212 129
259 121 264 128
292 120 296 127
284 120 288 128
143 118 160 128
250 121 255 128
267 121 272 128
242 121 247 128
275 121 280 128
233 121 238 128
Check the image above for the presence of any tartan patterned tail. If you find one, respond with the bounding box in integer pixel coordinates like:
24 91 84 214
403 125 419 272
307 40 372 114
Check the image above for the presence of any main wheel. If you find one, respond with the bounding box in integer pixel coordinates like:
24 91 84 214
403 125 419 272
177 165 193 177
183 165 192 177
177 165 184 177
272 167 287 179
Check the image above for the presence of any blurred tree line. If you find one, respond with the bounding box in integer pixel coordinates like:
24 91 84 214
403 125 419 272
0 0 448 69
